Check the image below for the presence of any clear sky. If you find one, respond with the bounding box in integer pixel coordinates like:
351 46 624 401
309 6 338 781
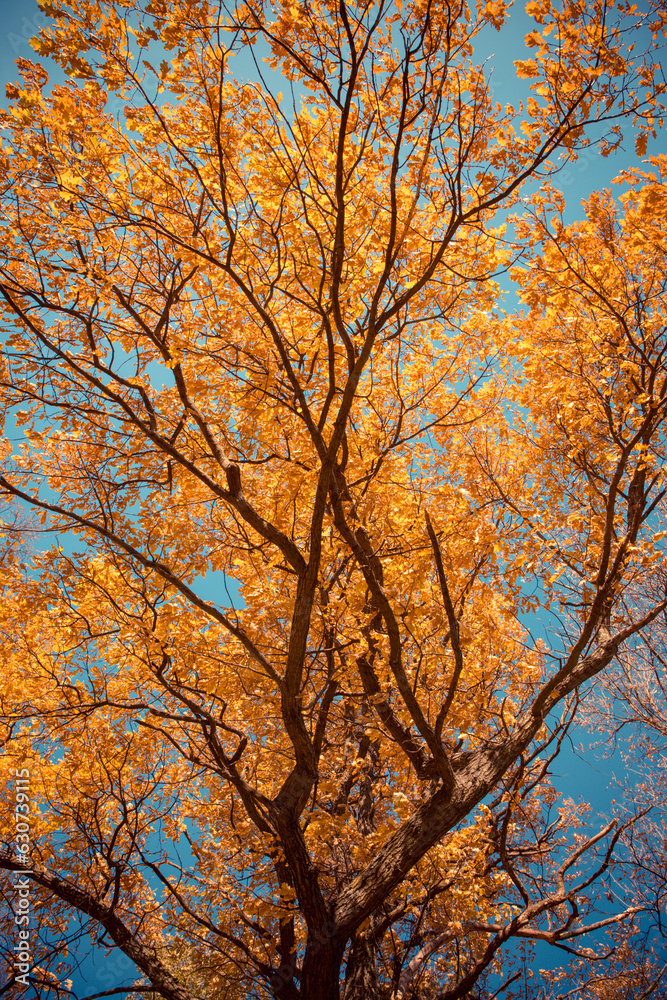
0 0 661 993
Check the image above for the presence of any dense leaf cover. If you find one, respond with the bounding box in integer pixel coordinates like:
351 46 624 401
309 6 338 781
1 0 667 997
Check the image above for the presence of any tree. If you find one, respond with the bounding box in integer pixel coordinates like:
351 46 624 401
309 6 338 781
0 0 666 997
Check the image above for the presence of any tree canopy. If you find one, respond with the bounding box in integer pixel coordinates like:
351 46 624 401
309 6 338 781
1 0 667 997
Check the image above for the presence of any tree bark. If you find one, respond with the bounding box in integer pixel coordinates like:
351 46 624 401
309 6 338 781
344 930 378 1000
300 932 346 1000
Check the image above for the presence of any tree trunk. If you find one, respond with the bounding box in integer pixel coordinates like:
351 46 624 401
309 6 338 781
343 930 378 1000
300 933 346 1000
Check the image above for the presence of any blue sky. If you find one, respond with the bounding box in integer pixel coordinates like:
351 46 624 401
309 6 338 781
0 0 662 994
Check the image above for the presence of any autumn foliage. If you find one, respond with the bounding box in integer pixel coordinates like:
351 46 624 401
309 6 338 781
1 0 667 997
